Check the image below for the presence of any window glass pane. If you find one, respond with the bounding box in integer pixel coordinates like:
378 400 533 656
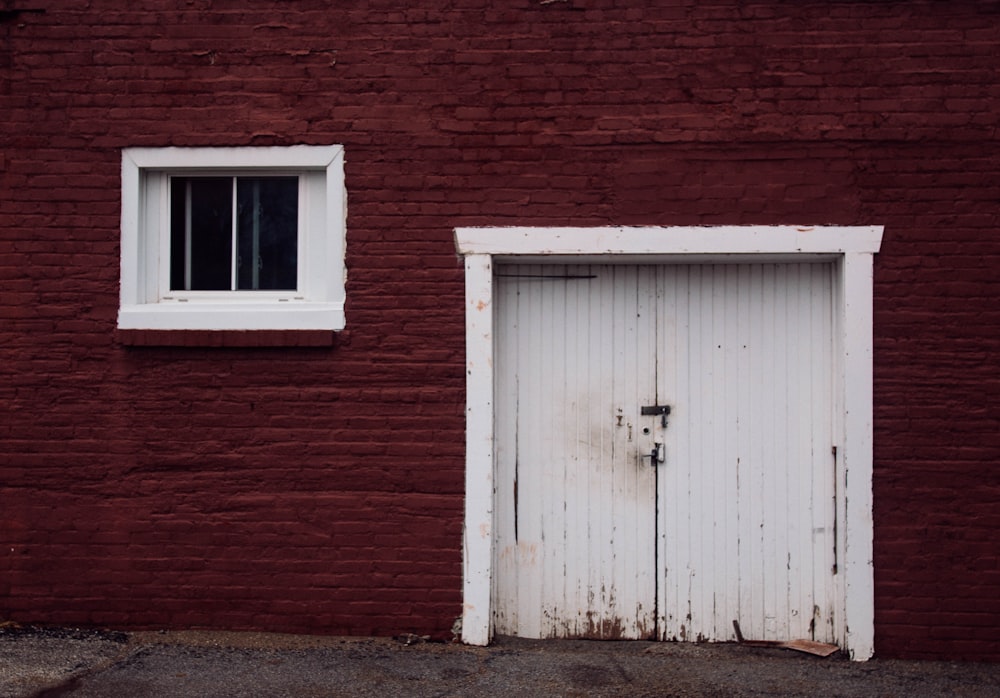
236 177 298 291
170 177 233 291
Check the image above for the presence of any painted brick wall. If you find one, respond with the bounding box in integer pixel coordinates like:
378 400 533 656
1 1 998 659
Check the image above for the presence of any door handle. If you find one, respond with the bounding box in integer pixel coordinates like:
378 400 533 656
642 442 665 466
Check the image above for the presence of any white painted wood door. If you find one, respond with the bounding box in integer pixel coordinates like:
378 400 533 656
493 265 658 639
494 262 838 643
656 263 838 644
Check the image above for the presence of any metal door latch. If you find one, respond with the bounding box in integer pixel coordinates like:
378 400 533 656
642 442 665 466
641 404 671 428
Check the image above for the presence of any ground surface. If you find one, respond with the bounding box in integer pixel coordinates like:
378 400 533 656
1 625 998 697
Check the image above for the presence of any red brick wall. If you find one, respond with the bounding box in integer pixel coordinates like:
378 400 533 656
1 1 998 659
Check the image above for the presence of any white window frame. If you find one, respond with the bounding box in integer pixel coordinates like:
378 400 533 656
455 225 883 660
119 145 346 331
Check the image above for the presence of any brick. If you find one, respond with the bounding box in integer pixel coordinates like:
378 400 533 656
1 0 999 660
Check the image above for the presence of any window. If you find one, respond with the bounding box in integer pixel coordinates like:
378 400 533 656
119 146 346 331
170 176 299 292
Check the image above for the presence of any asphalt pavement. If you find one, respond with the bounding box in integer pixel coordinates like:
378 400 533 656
2 625 998 697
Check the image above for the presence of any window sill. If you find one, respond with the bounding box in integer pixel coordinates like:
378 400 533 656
117 302 345 332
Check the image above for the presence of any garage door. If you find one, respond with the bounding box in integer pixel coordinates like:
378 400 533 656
493 262 838 643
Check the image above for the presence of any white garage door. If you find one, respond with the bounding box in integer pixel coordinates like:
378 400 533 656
493 262 839 643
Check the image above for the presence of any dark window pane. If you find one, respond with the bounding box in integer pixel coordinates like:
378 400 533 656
170 177 233 291
168 184 187 291
236 177 298 291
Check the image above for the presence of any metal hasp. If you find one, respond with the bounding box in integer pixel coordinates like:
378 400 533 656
641 404 670 467
640 404 671 427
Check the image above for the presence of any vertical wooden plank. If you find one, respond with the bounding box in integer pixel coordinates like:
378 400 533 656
499 263 533 637
594 267 615 630
787 264 805 638
564 264 585 636
492 267 517 636
721 264 742 640
657 265 680 640
630 266 653 636
683 264 702 641
603 265 620 629
694 264 713 640
735 263 753 641
813 263 838 642
737 263 760 639
841 253 876 660
769 263 790 640
583 263 602 633
608 264 648 636
654 265 668 637
830 258 848 648
712 265 732 640
706 264 724 640
492 266 519 636
538 264 559 637
754 264 776 640
788 263 805 638
818 263 841 643
461 254 494 646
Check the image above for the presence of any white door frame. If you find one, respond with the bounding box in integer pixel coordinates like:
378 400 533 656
455 225 883 660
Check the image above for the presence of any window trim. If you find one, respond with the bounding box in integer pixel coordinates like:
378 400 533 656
119 145 346 331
